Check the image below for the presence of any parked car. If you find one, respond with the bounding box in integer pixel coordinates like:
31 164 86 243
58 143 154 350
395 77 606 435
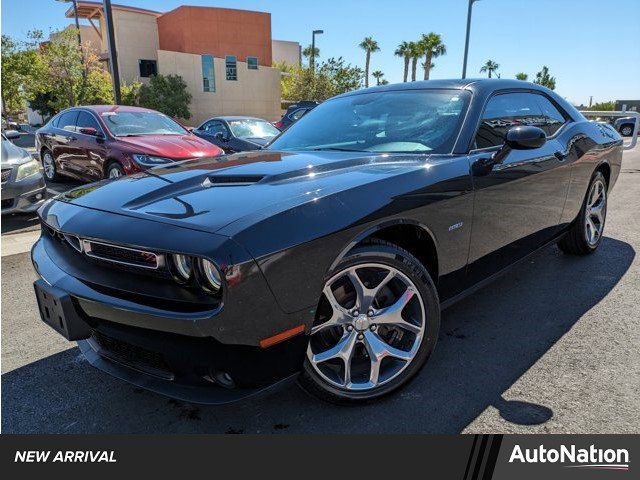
273 101 319 130
32 79 622 404
192 116 280 153
614 116 637 136
35 105 223 183
1 131 46 215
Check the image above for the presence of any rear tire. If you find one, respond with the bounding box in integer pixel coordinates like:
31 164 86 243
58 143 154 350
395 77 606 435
106 162 125 179
41 150 60 182
558 171 607 255
298 239 440 404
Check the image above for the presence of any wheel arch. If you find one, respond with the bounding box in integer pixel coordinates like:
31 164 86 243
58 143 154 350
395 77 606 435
103 158 123 177
595 160 611 189
330 219 439 283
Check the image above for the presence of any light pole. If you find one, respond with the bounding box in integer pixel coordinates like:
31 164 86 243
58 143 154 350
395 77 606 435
55 0 83 50
461 0 480 79
103 0 121 104
310 29 323 73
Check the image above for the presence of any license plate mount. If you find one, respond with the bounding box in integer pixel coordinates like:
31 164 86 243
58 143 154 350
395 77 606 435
33 280 91 341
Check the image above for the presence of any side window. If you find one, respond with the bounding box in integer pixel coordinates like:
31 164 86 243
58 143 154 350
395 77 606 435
201 55 215 92
474 93 544 149
49 115 60 128
57 111 79 132
76 112 102 133
203 121 228 137
247 56 258 70
535 95 568 136
290 108 307 121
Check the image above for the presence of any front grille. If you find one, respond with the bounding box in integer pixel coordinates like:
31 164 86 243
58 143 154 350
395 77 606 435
1 198 14 209
84 240 160 269
90 330 173 379
1 168 12 183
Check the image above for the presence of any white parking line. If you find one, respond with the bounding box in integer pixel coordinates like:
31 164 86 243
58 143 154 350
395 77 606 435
1 230 41 257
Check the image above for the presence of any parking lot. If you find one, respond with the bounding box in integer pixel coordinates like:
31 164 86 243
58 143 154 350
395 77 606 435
1 145 638 434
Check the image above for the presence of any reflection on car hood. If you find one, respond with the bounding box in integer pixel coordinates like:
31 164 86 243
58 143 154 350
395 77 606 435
116 134 222 159
1 140 32 167
58 150 430 234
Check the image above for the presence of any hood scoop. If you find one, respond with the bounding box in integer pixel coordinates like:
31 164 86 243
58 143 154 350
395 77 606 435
123 174 265 212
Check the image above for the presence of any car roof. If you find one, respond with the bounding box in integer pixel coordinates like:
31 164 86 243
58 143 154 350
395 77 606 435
70 105 163 114
335 78 554 98
205 116 267 122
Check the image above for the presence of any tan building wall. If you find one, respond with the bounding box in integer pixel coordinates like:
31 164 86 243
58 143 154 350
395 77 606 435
272 39 300 66
95 9 160 84
157 50 281 126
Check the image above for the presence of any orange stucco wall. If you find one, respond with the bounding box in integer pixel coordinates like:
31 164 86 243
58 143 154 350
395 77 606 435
157 6 272 66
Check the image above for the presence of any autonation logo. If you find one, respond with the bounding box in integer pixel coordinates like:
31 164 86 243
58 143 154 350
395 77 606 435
509 444 630 471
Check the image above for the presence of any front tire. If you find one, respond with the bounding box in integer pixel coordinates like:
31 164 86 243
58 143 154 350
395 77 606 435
298 240 440 404
558 171 607 255
106 162 125 179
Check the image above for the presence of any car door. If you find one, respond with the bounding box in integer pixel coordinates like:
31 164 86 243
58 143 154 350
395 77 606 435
50 110 82 177
466 91 572 282
194 120 232 152
74 111 108 181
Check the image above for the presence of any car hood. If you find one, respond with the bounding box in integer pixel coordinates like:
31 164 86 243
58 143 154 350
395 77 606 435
116 134 222 159
1 139 32 167
57 150 430 234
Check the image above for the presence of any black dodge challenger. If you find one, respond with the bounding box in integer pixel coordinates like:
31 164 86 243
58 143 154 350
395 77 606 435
32 79 622 404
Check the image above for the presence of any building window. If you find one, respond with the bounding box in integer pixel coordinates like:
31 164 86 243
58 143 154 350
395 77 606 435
247 57 258 70
225 55 237 81
138 59 157 78
201 55 215 92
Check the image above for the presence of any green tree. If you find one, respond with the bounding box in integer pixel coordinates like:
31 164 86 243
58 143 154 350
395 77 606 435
588 101 615 111
120 81 142 106
372 70 385 86
280 57 363 102
318 57 363 95
359 37 380 88
515 72 528 81
138 74 192 119
409 41 423 81
302 45 320 60
534 66 556 90
480 59 499 78
419 33 446 80
1 34 39 114
394 41 411 82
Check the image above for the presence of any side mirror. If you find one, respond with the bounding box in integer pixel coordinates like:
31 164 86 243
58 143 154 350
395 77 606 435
505 125 546 150
79 127 98 136
4 129 20 140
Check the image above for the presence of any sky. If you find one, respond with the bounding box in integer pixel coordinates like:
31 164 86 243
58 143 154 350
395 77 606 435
2 0 639 105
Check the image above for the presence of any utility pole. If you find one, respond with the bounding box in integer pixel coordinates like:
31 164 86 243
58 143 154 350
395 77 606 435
589 96 593 108
310 29 323 73
103 0 121 104
462 0 480 79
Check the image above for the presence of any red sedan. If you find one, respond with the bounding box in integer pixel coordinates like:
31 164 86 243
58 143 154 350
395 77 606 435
35 105 223 182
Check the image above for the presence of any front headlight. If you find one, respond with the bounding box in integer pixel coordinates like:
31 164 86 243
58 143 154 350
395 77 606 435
132 154 174 167
199 259 222 292
15 158 41 181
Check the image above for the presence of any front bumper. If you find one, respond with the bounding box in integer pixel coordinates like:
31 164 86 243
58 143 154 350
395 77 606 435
1 173 46 214
31 211 312 403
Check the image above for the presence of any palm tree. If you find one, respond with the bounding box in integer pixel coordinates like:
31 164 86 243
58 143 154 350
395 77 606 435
359 37 380 88
302 44 320 68
419 33 446 80
409 41 423 81
372 70 385 86
480 59 499 78
394 41 411 82
534 66 556 90
515 72 528 81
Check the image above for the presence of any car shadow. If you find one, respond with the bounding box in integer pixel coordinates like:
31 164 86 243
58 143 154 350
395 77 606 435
1 237 634 433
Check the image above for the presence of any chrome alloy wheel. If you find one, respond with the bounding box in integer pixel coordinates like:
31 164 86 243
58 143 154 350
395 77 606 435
307 263 426 391
108 166 123 178
43 152 55 179
585 178 606 246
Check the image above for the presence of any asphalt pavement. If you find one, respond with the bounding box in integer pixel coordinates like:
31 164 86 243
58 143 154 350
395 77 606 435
1 146 638 434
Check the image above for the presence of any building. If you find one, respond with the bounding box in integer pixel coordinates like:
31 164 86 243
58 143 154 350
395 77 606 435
65 2 301 124
615 100 640 112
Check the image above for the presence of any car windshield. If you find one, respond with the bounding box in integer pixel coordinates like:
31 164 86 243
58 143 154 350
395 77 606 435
268 89 470 154
228 119 280 139
100 111 189 137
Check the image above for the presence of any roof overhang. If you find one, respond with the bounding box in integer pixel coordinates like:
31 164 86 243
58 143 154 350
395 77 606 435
64 1 162 19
